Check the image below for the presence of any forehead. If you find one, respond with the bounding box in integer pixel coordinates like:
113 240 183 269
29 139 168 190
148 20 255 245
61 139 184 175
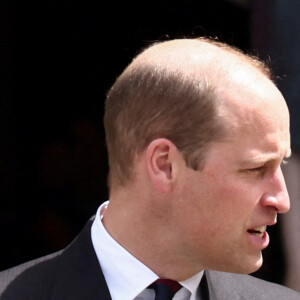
218 65 289 130
211 68 291 160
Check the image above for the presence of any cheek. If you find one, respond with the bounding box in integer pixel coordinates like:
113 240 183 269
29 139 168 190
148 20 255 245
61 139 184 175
180 169 262 233
203 175 259 222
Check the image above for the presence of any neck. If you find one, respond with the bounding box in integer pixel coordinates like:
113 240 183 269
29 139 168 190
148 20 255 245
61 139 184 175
102 192 203 281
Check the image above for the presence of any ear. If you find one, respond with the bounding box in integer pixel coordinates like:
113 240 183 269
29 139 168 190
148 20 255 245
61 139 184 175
145 138 181 193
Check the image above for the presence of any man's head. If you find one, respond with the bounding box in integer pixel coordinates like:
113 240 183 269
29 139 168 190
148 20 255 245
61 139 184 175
103 38 291 278
104 38 271 189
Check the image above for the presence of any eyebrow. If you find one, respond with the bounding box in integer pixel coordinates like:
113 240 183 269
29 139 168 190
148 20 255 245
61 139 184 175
240 148 292 166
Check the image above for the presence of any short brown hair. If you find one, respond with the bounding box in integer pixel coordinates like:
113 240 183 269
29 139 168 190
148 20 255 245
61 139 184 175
104 38 271 189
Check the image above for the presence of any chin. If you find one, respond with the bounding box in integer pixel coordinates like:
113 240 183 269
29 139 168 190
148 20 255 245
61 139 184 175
236 255 263 274
249 257 264 274
217 254 263 275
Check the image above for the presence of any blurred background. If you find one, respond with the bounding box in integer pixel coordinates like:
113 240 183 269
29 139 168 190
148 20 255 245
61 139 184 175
1 0 300 291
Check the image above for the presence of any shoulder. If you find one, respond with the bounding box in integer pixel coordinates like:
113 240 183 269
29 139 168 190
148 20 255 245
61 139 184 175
204 270 300 299
0 216 111 300
0 251 63 299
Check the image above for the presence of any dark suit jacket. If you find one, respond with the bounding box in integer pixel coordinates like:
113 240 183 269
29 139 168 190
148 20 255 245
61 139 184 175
0 218 299 299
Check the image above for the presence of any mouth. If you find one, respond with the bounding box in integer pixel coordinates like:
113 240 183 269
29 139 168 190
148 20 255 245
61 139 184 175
247 226 267 238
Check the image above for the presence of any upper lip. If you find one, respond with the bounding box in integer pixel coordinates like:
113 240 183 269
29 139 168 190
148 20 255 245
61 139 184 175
266 217 278 226
248 219 277 231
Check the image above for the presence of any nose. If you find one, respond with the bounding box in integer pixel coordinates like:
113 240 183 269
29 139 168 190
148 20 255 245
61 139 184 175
261 167 290 213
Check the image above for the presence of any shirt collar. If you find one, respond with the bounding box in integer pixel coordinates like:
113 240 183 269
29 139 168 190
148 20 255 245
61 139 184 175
180 271 204 300
91 201 158 300
91 201 203 300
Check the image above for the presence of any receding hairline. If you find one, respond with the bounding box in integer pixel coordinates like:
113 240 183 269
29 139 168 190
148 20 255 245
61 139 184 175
125 38 271 85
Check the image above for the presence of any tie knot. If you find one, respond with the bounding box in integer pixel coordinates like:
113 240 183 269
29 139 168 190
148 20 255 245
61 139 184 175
150 279 182 300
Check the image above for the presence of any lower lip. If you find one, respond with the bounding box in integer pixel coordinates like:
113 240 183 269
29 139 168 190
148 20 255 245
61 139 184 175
247 231 269 250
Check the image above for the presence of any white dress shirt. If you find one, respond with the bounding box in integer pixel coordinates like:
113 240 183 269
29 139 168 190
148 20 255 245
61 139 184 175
91 201 203 300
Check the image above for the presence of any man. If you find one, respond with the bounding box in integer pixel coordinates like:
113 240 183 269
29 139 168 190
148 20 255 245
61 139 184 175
0 38 299 299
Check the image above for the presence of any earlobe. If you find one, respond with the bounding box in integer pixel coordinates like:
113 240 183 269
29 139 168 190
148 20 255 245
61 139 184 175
146 139 178 193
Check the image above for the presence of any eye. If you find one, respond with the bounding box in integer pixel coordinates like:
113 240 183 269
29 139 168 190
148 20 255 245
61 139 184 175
247 165 266 174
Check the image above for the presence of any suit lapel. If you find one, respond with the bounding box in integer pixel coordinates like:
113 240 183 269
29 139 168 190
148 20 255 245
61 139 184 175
199 271 223 300
51 218 112 300
199 272 211 300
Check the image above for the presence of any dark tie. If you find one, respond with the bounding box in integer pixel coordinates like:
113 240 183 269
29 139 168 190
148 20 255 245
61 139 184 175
150 279 182 300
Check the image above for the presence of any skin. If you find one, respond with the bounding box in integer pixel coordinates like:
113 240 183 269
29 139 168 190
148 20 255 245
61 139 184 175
170 69 291 276
102 40 291 281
